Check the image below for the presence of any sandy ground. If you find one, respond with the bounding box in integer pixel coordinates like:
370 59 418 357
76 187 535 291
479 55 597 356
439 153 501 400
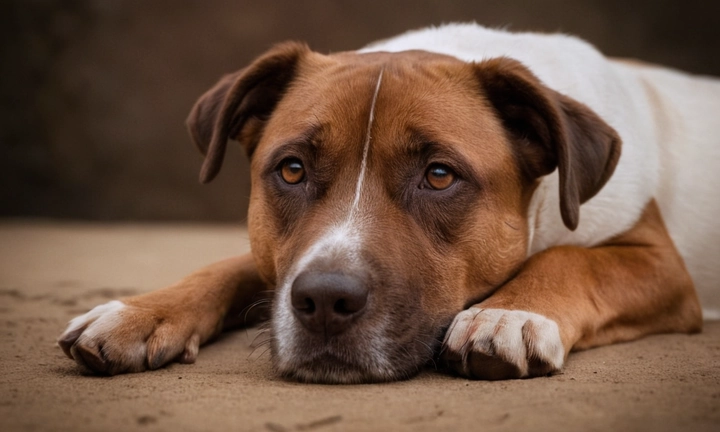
1 221 718 432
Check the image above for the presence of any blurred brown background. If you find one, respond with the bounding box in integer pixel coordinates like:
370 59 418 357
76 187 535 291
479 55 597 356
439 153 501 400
2 0 719 221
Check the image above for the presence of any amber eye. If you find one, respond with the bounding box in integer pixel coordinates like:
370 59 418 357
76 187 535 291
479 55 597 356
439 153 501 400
425 163 455 190
280 158 305 184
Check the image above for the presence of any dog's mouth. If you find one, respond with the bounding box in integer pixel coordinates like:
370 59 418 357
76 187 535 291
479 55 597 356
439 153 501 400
273 337 443 384
270 301 452 384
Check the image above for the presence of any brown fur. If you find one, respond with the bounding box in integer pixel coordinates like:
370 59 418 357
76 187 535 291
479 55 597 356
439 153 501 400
59 44 702 382
444 200 701 379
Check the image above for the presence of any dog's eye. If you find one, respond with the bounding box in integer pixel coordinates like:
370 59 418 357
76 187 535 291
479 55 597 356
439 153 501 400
280 158 305 185
424 163 455 190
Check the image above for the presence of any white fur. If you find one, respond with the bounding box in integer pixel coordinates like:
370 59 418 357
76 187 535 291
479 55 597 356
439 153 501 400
273 222 360 362
352 69 384 215
362 23 720 318
273 221 394 378
444 307 565 377
63 300 126 335
61 300 149 368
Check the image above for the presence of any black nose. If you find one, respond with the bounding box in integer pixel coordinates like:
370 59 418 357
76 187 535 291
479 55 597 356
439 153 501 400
291 271 369 337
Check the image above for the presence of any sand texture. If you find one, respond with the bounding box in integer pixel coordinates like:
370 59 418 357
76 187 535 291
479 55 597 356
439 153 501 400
1 221 719 432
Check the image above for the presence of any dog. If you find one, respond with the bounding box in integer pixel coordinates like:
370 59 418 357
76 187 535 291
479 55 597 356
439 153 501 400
58 23 719 383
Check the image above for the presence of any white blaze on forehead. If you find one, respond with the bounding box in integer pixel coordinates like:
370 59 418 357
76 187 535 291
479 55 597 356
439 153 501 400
280 68 384 285
350 69 384 218
273 69 387 361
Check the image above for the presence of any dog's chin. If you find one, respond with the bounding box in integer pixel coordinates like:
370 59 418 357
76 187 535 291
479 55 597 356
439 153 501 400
270 331 439 384
277 353 419 384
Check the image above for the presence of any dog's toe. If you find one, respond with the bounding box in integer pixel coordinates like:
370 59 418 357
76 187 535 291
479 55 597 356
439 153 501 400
58 300 125 359
70 338 108 373
441 308 565 380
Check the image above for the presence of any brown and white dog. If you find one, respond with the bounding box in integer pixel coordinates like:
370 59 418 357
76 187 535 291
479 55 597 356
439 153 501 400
58 24 720 382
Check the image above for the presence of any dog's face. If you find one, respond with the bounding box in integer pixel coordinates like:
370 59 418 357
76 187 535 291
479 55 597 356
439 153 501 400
249 50 531 383
187 43 620 382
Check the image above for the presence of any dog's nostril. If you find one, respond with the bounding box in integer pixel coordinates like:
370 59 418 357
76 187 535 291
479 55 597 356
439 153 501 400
334 299 349 315
302 298 315 313
333 296 366 315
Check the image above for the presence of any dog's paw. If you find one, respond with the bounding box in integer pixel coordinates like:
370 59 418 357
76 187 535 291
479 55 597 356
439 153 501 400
57 300 201 375
441 308 565 380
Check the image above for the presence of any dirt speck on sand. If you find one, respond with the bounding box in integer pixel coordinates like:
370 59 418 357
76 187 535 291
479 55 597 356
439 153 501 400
1 221 719 432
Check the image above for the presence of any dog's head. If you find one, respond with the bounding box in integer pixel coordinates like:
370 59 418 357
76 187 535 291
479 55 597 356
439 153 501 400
187 43 620 383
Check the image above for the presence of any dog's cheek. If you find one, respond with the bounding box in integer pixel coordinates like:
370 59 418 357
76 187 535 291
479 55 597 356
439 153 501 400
247 188 282 286
448 198 529 304
405 183 481 246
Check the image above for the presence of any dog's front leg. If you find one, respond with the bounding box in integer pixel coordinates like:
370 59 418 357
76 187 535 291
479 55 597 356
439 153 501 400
441 200 703 380
57 254 270 375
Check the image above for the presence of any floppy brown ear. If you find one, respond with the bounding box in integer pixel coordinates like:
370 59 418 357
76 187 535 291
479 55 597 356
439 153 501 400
186 41 309 183
474 57 621 230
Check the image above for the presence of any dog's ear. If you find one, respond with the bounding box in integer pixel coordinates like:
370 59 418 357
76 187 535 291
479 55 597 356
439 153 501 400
474 58 621 230
187 42 309 183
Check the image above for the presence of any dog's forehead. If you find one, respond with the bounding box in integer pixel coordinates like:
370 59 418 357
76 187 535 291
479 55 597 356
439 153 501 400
330 48 465 68
289 49 478 113
314 49 475 99
260 49 505 163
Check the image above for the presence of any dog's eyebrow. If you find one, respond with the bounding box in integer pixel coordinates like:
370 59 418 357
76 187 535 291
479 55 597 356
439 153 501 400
404 129 461 159
289 122 323 146
264 124 323 170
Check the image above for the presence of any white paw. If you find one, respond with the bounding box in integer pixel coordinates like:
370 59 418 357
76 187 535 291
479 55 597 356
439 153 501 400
58 300 200 375
441 308 565 380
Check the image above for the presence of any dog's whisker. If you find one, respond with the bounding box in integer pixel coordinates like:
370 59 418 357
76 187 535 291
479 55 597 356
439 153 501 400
250 330 271 348
248 338 274 360
239 298 271 325
250 339 271 351
255 345 273 360
254 322 271 332
239 299 272 342
247 325 271 340
239 298 271 314
415 338 436 357
414 338 438 371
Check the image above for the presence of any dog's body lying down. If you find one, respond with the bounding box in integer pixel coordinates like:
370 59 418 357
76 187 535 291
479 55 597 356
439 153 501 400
58 24 719 383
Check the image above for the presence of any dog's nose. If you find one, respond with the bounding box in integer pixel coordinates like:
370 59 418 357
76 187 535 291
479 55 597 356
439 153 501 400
291 271 369 336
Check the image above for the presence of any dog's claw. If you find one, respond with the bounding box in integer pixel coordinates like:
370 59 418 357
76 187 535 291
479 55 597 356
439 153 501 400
71 340 108 374
58 328 84 359
441 308 565 380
